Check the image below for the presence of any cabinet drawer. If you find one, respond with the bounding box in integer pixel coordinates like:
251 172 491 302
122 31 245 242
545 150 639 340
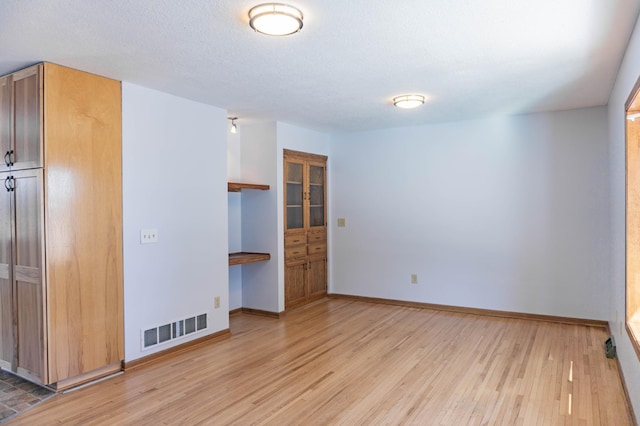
285 246 307 259
285 235 305 247
307 232 326 244
308 243 326 255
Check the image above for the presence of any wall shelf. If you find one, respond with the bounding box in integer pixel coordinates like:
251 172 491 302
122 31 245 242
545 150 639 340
228 182 270 192
228 182 271 266
229 252 271 266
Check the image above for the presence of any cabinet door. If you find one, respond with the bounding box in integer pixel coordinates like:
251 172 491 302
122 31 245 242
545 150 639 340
285 159 305 231
308 256 327 299
0 173 14 369
285 258 307 309
12 65 42 171
0 76 11 172
11 170 45 382
307 161 326 230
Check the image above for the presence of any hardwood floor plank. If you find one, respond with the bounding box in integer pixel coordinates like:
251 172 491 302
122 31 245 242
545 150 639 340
4 299 634 425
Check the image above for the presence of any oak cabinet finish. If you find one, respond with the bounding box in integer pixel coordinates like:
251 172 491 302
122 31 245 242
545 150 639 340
0 76 10 173
12 170 45 383
284 150 327 309
0 63 123 389
1 67 42 172
0 177 12 368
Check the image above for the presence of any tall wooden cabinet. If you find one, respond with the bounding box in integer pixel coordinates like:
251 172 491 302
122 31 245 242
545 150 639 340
0 63 123 389
284 150 327 309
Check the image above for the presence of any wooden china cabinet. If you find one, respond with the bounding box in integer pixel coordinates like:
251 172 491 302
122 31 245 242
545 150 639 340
284 149 327 309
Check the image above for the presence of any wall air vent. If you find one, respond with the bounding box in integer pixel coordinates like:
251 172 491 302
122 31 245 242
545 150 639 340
142 313 208 350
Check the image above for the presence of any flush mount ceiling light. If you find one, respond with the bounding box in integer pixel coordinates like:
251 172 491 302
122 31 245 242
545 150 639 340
228 117 238 133
393 94 425 109
248 3 303 36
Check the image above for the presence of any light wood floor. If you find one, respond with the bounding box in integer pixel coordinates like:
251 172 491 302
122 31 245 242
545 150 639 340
6 299 635 425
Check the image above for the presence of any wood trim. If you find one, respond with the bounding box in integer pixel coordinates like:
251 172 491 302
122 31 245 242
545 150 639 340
228 182 270 192
230 307 283 318
52 362 122 391
283 149 327 162
626 321 640 361
123 329 231 371
240 307 281 319
229 252 270 266
626 79 640 362
626 72 640 111
328 294 609 328
614 349 639 426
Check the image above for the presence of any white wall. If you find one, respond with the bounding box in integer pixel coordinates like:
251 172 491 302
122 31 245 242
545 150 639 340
330 107 609 320
122 83 229 361
237 122 279 312
608 12 640 419
228 191 242 311
228 122 243 310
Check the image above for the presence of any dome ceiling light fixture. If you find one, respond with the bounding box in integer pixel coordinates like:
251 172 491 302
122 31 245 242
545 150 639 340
248 3 304 36
393 94 425 109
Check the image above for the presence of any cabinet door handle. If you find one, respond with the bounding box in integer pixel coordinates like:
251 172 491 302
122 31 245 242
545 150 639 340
3 150 10 167
4 176 13 192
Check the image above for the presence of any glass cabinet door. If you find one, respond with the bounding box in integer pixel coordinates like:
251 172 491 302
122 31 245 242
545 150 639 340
285 161 304 230
308 163 325 228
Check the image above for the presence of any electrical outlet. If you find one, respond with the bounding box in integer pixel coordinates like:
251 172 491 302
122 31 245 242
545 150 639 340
411 274 418 284
214 296 221 309
337 218 346 227
140 229 159 244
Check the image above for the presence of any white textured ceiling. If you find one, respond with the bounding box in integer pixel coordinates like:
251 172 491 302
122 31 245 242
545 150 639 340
0 0 638 132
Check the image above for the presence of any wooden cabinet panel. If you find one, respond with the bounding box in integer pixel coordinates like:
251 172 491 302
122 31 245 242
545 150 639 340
12 66 42 171
0 76 11 172
308 243 326 256
285 234 305 246
308 256 327 298
43 63 123 384
285 259 307 308
9 170 45 382
307 231 326 244
285 246 306 259
16 280 43 379
0 172 44 377
0 174 13 369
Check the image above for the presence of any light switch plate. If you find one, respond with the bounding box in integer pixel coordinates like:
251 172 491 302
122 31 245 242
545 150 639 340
140 229 159 244
337 218 346 227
